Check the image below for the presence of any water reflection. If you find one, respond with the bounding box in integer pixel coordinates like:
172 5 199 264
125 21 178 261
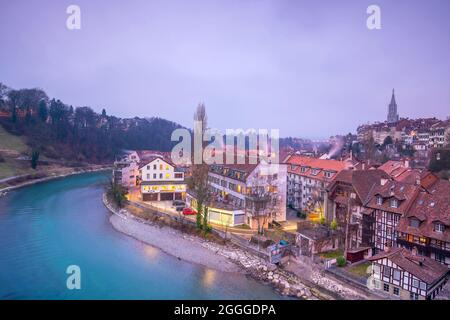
201 269 217 288
143 245 160 260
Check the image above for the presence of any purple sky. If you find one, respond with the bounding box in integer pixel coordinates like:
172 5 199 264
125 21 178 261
1 0 449 138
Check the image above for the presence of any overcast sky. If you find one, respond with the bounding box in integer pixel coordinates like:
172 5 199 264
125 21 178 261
1 0 449 138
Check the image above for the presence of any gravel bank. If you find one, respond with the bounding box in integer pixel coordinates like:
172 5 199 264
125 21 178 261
109 212 241 273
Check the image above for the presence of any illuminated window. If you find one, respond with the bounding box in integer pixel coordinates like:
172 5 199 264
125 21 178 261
166 165 170 170
165 173 170 179
160 164 163 170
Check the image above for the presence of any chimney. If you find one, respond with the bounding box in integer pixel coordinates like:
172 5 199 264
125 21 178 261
404 159 410 168
381 178 388 186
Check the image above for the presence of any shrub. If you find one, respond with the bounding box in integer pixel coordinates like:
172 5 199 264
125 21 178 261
330 219 338 231
319 216 326 225
107 182 127 208
336 256 347 267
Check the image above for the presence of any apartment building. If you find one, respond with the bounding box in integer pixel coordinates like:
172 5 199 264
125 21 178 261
204 161 287 229
285 155 347 219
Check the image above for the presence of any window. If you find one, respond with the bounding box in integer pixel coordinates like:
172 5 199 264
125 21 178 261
390 198 398 208
147 165 150 170
393 287 400 296
420 282 426 291
412 279 419 288
377 196 383 205
146 174 150 179
153 174 156 179
393 270 401 281
409 218 420 228
410 292 419 300
174 173 183 179
153 164 157 170
159 173 162 179
383 266 391 278
373 264 381 275
435 223 445 233
383 283 389 292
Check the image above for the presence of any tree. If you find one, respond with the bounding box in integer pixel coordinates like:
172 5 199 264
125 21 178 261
7 90 20 123
31 149 40 169
38 99 48 122
101 108 107 117
363 131 376 160
382 136 393 149
107 181 127 208
189 103 211 230
245 174 279 235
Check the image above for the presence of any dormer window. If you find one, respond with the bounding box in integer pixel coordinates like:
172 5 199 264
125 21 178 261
377 196 383 205
390 199 398 208
324 171 334 178
409 218 420 228
301 167 307 173
312 169 319 176
435 223 445 233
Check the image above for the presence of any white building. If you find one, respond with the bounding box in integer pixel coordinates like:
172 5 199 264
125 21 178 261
140 156 186 201
193 161 287 229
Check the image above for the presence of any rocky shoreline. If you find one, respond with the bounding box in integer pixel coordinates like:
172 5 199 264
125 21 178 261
102 195 327 299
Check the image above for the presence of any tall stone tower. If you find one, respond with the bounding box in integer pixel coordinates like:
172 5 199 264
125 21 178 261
387 88 399 124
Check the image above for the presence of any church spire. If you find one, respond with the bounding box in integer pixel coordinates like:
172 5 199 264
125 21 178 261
390 88 396 104
387 88 399 124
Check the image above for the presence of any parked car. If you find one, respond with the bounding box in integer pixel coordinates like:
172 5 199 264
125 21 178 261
172 200 185 207
182 207 197 215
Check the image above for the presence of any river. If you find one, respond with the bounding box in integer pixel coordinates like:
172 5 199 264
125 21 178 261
0 172 283 299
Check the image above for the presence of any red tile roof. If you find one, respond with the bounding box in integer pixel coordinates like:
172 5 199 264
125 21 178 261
397 179 450 242
369 247 448 285
328 169 390 204
366 180 419 215
285 155 347 182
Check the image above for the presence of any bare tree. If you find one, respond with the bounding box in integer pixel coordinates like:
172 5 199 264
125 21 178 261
245 174 279 235
188 103 211 230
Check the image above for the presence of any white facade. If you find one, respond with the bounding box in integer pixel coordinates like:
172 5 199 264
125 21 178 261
140 157 184 182
140 157 186 201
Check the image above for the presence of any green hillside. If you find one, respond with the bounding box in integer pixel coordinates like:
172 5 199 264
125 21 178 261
0 125 31 179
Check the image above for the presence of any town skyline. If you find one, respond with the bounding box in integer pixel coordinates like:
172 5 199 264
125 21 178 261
1 0 450 138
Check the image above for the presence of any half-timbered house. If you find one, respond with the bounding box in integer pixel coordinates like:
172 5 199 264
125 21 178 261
369 247 448 300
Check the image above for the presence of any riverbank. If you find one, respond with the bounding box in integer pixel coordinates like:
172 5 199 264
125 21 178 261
104 195 331 299
0 165 112 195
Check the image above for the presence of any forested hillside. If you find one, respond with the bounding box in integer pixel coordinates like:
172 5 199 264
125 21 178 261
0 83 184 163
